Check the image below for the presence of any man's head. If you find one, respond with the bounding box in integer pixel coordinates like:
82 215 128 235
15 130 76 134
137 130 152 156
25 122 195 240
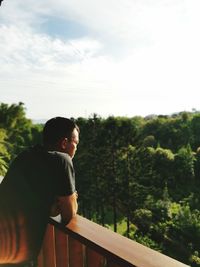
43 117 79 158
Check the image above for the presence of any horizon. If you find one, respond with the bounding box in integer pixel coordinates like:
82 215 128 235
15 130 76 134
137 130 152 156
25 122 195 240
31 108 200 125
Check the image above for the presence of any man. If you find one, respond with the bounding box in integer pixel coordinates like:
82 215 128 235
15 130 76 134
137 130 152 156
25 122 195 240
0 117 79 267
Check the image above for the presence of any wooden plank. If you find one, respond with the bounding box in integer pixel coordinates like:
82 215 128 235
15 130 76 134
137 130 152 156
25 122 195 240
55 228 68 267
68 236 84 267
86 247 104 267
42 224 56 267
50 216 189 267
38 248 44 267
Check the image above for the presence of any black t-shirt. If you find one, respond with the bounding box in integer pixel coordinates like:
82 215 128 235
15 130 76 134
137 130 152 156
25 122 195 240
0 145 76 261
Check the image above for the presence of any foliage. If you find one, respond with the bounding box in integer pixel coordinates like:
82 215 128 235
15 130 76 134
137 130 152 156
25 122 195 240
0 128 10 175
74 111 200 266
0 102 42 167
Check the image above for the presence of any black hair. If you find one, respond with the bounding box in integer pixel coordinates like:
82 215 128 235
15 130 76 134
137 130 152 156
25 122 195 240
43 117 79 147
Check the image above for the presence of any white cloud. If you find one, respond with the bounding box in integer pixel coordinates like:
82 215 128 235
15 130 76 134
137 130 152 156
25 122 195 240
31 0 200 49
0 1 192 44
2 0 200 55
0 25 102 69
0 23 118 118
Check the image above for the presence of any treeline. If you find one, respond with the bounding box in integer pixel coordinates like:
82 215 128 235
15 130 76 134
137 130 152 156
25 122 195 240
0 103 200 266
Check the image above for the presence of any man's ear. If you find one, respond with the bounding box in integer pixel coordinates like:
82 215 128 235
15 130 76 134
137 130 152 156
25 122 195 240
59 138 68 151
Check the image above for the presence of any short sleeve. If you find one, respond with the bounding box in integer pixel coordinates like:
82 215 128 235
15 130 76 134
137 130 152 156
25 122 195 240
54 152 76 196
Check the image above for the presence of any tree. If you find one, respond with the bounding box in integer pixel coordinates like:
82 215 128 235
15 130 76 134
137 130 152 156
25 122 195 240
0 102 33 158
0 128 10 176
153 147 174 189
191 114 200 150
174 146 195 181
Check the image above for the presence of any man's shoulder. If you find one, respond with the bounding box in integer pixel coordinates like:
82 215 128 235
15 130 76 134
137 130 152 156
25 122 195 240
14 145 43 159
48 151 72 164
10 146 73 170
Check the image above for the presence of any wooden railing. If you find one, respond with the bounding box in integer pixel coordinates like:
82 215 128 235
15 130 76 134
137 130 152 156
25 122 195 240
38 215 189 267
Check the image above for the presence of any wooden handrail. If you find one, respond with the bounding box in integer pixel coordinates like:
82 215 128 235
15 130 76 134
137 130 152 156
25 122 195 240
38 215 189 267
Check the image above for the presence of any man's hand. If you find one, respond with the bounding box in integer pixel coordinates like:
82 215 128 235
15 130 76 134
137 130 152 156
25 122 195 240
50 191 78 224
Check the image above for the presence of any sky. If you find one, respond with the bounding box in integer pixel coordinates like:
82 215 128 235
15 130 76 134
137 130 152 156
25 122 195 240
0 0 200 120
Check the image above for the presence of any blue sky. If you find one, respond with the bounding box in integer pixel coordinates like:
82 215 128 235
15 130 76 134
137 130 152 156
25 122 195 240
0 0 200 120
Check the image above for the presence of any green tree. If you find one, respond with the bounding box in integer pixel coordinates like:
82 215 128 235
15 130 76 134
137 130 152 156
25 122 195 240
191 114 200 150
174 146 195 181
0 129 10 175
153 147 174 189
0 102 33 158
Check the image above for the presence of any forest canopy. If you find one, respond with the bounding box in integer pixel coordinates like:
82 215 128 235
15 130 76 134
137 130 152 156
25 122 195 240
0 102 200 266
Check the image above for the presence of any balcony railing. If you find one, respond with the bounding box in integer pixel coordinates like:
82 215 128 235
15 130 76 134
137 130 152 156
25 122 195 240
38 215 189 267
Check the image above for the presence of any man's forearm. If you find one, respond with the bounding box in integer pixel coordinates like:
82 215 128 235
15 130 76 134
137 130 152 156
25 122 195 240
58 192 78 224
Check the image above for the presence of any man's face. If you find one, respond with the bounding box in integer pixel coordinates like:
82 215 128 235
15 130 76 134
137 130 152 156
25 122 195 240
65 128 79 158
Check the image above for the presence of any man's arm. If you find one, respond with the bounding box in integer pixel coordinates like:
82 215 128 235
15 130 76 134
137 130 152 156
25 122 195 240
50 191 78 224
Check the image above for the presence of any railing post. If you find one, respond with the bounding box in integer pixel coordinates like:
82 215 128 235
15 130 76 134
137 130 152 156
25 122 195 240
41 224 56 267
68 236 84 267
55 228 68 267
38 249 44 267
85 247 105 267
